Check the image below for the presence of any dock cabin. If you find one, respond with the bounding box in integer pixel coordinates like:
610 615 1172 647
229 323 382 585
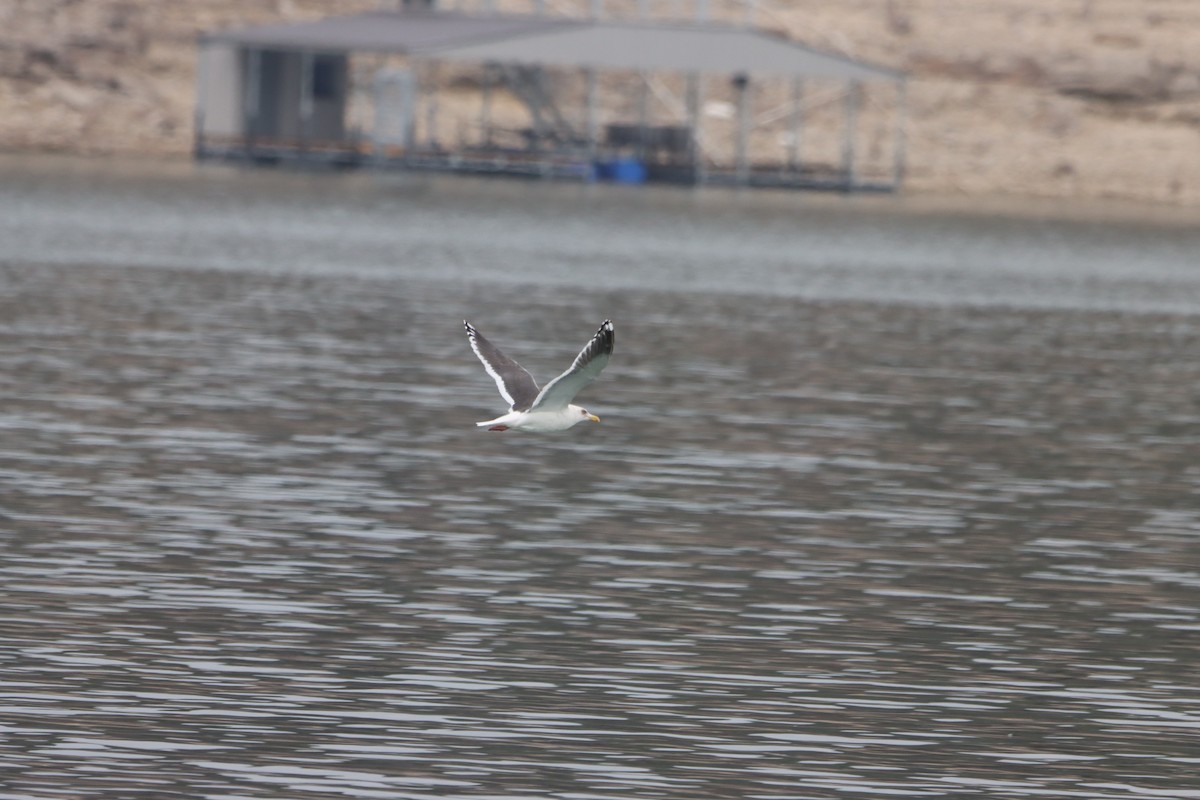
195 8 906 191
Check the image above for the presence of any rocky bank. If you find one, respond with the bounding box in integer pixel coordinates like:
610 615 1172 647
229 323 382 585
2 0 1199 205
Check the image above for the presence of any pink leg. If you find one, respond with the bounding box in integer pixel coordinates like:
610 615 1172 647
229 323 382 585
488 425 509 432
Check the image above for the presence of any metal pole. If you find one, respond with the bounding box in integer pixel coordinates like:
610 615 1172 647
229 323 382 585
585 68 598 160
696 75 708 185
842 80 860 190
530 66 544 153
244 47 262 149
408 63 422 156
685 71 700 184
590 0 603 18
194 43 209 158
299 51 314 149
424 61 439 150
371 69 384 162
734 72 750 186
695 0 709 23
637 71 649 161
481 63 493 148
788 76 803 173
892 77 908 189
402 68 416 152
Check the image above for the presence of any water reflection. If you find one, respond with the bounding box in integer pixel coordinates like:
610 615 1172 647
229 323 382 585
1 166 1199 798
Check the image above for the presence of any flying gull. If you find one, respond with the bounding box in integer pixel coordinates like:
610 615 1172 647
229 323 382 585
464 318 615 432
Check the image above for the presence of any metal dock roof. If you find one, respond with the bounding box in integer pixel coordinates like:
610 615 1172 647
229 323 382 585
200 11 580 55
201 10 900 81
436 21 901 80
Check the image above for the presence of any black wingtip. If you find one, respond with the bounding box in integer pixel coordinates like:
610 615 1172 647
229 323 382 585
597 319 614 352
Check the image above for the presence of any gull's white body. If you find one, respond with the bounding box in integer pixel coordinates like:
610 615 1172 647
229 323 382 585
475 404 596 433
463 319 614 433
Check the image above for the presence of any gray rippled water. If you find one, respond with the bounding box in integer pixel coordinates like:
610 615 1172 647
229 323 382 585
1 158 1199 799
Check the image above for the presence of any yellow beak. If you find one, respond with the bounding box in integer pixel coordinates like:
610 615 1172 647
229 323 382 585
587 413 600 423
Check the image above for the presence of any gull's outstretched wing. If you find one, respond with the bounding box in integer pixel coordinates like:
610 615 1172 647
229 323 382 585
529 320 614 412
464 321 540 411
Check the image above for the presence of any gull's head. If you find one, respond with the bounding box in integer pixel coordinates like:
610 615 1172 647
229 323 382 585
569 404 600 425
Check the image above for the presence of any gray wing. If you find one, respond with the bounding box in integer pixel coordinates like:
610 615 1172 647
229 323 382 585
464 321 540 411
529 320 614 412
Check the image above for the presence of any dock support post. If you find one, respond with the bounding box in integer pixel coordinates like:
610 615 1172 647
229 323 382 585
585 68 598 161
637 70 650 161
299 50 314 151
194 44 208 158
424 61 440 151
685 71 702 185
892 77 908 189
734 72 750 186
244 47 262 152
480 62 494 148
842 80 860 190
788 77 803 175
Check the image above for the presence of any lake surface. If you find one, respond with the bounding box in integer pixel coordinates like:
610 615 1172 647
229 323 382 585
1 158 1199 799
